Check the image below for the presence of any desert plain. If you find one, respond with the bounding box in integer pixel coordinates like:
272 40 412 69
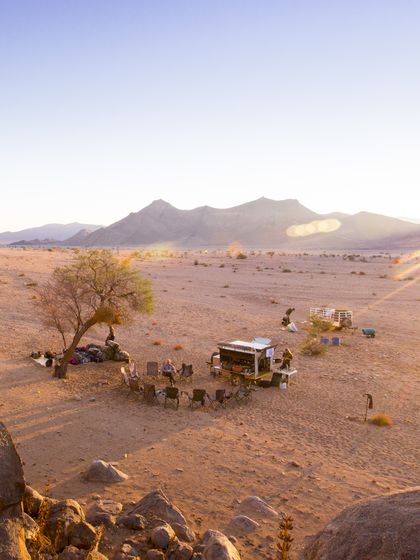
0 246 419 559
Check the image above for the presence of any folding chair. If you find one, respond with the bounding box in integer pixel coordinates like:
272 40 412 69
234 385 253 404
146 361 159 377
178 364 193 383
164 386 180 410
208 388 231 409
184 389 207 410
143 383 158 405
120 366 130 387
127 376 142 397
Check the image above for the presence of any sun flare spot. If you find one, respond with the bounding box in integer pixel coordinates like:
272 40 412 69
286 219 341 238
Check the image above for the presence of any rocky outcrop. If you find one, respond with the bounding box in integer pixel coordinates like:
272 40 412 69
298 487 420 560
0 422 30 560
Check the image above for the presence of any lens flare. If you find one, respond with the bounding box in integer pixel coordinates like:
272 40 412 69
393 250 420 280
286 219 341 238
227 240 245 257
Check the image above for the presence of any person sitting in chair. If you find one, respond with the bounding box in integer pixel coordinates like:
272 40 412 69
162 359 177 386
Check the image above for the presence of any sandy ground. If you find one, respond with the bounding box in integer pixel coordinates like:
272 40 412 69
0 247 419 559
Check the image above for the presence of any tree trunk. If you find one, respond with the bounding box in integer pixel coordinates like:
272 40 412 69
55 320 96 379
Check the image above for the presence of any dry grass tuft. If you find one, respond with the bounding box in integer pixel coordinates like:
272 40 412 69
370 413 393 427
173 344 183 351
152 340 162 346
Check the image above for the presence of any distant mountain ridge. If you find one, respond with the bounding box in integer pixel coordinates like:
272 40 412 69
76 198 420 249
0 222 102 244
2 200 419 249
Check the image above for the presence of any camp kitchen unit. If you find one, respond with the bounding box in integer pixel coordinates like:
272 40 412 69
210 338 278 383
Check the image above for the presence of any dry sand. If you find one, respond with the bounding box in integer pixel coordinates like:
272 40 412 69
0 247 419 559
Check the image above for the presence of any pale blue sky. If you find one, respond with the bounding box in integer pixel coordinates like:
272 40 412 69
1 0 419 230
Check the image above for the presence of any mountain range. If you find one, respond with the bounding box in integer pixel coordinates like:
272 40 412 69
0 222 101 244
2 199 419 249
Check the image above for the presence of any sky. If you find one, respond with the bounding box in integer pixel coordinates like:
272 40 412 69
1 0 419 231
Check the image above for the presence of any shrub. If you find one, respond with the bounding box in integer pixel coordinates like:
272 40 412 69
152 340 162 346
173 344 183 351
223 284 229 288
236 252 247 259
282 268 292 273
194 259 199 265
219 263 225 268
299 336 327 356
370 413 392 427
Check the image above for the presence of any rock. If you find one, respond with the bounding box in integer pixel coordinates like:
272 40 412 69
128 489 187 527
23 485 44 518
22 511 40 542
95 499 123 515
119 513 147 530
87 552 109 560
69 520 98 549
151 523 176 549
58 545 86 560
0 505 31 560
166 541 194 560
171 521 196 542
239 496 278 519
229 515 260 534
0 423 30 559
43 499 85 552
84 460 129 483
0 423 26 512
298 487 420 560
89 510 116 527
202 530 241 560
146 551 165 560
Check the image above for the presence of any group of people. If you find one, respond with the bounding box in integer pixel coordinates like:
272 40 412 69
127 358 190 386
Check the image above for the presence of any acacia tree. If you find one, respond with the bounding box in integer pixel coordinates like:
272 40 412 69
36 250 154 378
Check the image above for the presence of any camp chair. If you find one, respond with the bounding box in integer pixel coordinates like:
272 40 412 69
127 376 142 397
129 361 138 376
146 361 160 377
234 385 254 404
164 386 180 410
208 388 231 409
120 366 130 387
143 383 158 405
183 389 207 410
178 364 193 383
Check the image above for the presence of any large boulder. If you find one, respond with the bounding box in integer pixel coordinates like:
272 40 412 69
84 460 129 483
202 529 241 560
0 423 30 560
128 489 187 527
0 423 26 511
298 487 420 560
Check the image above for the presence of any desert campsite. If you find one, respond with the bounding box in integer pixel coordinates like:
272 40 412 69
0 246 419 559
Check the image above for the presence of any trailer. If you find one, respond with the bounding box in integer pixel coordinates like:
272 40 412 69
310 307 353 328
209 338 283 385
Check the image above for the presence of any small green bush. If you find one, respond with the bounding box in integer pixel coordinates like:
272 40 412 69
299 336 327 356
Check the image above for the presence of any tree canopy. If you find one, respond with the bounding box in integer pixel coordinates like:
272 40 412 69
36 250 154 377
